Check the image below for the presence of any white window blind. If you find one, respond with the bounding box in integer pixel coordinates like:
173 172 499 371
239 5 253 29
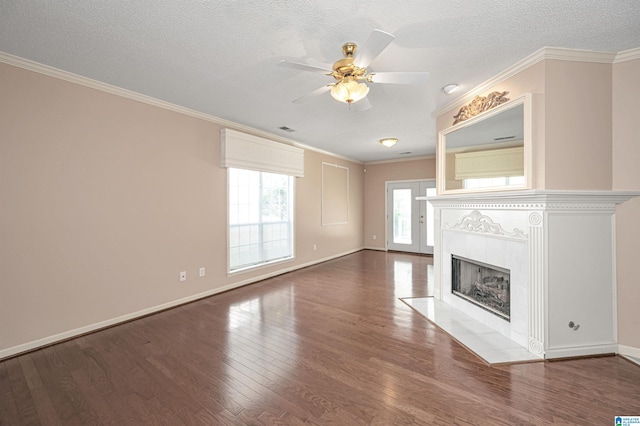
455 146 524 180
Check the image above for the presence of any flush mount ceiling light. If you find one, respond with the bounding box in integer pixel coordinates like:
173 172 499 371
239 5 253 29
379 138 398 147
442 83 459 94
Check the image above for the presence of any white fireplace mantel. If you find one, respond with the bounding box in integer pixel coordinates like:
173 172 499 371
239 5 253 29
419 190 639 359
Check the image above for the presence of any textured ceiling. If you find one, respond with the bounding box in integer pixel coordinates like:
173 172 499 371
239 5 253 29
1 1 639 162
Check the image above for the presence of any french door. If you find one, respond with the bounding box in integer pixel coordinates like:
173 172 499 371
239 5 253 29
386 180 436 254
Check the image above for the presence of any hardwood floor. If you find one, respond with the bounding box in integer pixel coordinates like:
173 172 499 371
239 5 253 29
2 250 640 425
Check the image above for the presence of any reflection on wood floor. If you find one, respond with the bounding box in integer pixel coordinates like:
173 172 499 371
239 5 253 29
2 250 639 425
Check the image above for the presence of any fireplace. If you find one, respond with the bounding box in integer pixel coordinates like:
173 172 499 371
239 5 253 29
421 190 639 359
451 255 510 321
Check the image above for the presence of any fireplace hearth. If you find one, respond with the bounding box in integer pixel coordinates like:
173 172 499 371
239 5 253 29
451 255 510 321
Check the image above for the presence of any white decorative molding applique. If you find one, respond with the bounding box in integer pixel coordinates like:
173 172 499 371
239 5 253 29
528 212 542 226
450 210 526 239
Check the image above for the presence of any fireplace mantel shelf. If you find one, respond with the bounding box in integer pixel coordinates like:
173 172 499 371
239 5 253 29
417 189 640 206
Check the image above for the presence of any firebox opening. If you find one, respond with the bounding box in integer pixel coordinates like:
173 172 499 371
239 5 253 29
451 255 511 321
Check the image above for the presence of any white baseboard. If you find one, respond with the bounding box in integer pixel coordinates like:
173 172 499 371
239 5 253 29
545 343 618 360
618 344 640 366
363 246 387 251
620 356 640 367
0 247 363 360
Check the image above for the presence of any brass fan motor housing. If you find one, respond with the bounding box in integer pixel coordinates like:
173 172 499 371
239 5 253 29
331 42 367 81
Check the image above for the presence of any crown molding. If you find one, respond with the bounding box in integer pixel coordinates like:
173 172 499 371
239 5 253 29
614 47 640 63
432 46 619 118
364 154 435 166
541 47 617 63
0 51 362 164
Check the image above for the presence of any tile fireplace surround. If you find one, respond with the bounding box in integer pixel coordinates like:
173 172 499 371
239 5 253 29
420 190 639 360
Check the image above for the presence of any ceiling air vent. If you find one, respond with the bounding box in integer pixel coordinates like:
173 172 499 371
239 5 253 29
278 126 296 133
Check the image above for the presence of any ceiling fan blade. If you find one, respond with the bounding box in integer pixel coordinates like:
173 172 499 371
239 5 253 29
368 72 430 85
353 29 395 69
292 85 332 103
278 60 331 74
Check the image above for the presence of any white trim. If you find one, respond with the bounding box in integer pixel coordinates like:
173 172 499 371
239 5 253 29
432 47 618 118
612 217 618 351
423 189 640 207
0 51 361 164
541 47 617 63
0 247 364 361
227 252 295 277
437 94 532 195
614 47 640 64
386 178 436 185
364 155 436 166
363 246 387 251
321 162 350 226
544 344 618 360
618 344 640 360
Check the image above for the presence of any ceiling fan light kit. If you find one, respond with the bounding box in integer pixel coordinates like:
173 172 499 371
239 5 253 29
330 79 369 104
379 138 398 147
280 29 429 106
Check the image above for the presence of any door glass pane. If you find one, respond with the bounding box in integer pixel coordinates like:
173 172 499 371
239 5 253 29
426 187 436 247
393 189 412 244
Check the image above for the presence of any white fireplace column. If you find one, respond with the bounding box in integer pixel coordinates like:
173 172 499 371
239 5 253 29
423 190 639 359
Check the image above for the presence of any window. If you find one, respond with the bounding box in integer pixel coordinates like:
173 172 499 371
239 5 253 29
228 168 294 272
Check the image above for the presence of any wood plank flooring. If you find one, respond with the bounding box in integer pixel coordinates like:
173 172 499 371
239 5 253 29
2 250 640 425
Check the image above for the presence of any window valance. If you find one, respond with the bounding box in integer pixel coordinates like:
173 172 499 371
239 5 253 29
220 128 304 177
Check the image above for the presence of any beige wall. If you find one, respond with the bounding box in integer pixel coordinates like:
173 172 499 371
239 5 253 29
0 62 364 356
544 60 613 189
363 158 436 250
612 58 640 350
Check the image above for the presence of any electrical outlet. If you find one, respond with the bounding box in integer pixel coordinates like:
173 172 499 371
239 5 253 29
313 244 317 251
373 235 377 240
199 267 205 277
179 271 186 282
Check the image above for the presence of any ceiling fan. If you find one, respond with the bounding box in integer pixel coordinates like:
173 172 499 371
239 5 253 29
279 29 429 107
